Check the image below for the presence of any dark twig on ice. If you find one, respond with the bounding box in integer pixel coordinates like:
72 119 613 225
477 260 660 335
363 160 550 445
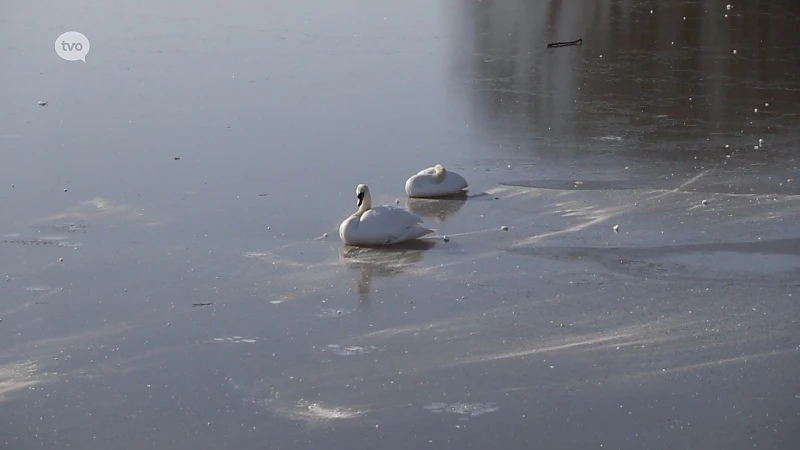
192 302 214 307
547 38 582 48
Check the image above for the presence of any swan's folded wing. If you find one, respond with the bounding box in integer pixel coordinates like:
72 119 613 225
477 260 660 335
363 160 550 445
366 206 425 224
416 167 437 176
359 206 429 243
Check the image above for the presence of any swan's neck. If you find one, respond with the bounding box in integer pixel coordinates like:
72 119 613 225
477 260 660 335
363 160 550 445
433 164 446 183
356 194 372 216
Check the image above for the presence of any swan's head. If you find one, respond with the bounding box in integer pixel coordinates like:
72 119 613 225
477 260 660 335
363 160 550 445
432 164 446 182
356 184 369 207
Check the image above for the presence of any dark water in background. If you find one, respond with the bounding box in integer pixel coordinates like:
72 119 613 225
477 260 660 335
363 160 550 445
1 1 800 449
453 0 800 187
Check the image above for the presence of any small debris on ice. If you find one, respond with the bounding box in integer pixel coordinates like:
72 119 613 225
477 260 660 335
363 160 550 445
612 225 619 232
500 225 509 231
702 199 708 205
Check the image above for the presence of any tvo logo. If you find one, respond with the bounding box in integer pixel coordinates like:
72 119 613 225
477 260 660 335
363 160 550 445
55 31 90 62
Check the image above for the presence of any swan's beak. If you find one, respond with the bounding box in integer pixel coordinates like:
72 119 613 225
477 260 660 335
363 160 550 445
356 192 364 207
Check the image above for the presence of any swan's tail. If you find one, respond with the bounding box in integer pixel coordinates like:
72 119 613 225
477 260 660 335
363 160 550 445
415 225 435 239
407 225 434 241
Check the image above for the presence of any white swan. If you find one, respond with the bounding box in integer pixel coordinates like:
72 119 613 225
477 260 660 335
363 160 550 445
339 184 434 246
405 164 468 198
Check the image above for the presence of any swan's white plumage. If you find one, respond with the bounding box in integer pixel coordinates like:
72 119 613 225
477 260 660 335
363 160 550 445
339 184 434 246
405 164 468 198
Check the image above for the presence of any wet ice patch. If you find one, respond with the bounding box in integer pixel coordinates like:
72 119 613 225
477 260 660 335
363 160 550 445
24 285 51 292
4 236 64 245
213 336 258 344
46 197 138 221
246 391 367 424
242 396 275 408
40 236 67 242
2 233 82 248
658 251 800 276
242 251 269 259
316 308 352 317
269 399 367 423
423 402 499 417
35 223 87 234
326 344 379 356
0 360 56 402
593 136 623 141
294 399 366 420
23 285 63 302
242 251 306 268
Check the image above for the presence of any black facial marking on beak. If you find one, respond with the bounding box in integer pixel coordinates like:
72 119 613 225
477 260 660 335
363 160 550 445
357 191 364 206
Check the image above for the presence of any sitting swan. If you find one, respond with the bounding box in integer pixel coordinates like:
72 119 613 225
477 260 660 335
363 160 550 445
339 184 434 246
405 164 468 198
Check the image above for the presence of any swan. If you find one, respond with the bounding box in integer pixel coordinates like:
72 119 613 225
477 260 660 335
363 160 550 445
339 184 434 246
405 164 468 198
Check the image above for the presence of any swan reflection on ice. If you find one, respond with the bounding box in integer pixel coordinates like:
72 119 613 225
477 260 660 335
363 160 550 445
338 241 434 304
404 195 468 224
